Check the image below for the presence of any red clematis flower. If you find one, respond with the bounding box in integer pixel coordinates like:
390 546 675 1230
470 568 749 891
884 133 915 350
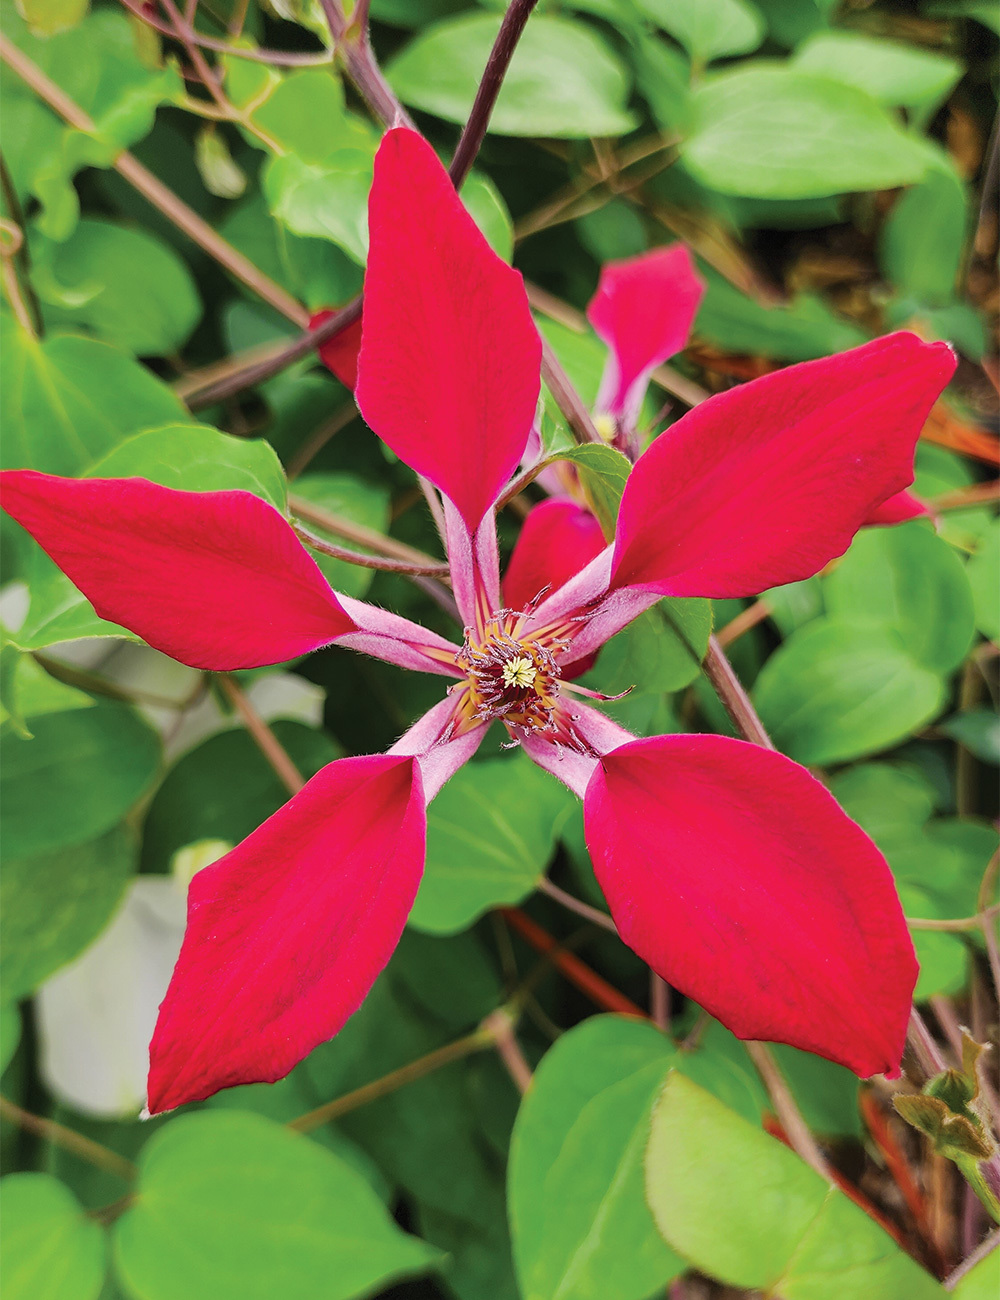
2 128 955 1113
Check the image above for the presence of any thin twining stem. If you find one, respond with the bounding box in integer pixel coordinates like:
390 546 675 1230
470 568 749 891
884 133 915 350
218 674 305 795
117 0 335 65
291 520 452 578
944 1226 1000 1291
0 35 307 327
537 878 618 933
289 494 445 569
288 1006 518 1133
701 636 776 749
0 1095 136 1182
907 902 1000 932
317 0 416 130
744 1042 833 1181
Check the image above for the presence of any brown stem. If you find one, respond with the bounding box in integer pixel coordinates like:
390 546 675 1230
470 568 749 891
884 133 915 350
716 599 772 648
702 636 775 749
291 520 451 577
908 1006 951 1078
932 480 1000 511
119 0 333 65
318 0 416 129
289 1019 501 1133
650 973 671 1031
540 337 602 445
537 877 618 933
485 1007 533 1094
448 0 540 189
289 494 445 568
218 675 305 795
0 1095 136 1182
908 903 1000 932
744 1042 832 1180
0 34 308 327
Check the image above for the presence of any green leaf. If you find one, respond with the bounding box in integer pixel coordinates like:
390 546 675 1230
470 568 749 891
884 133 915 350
0 1003 21 1074
752 620 945 765
194 124 247 199
0 649 92 737
824 522 976 674
0 321 185 475
409 754 576 934
88 424 287 511
290 473 391 598
388 15 637 138
828 762 937 843
509 1016 684 1300
0 1173 105 1300
682 65 930 199
583 599 712 697
791 31 961 126
967 520 999 640
879 161 968 305
645 1072 945 1297
264 150 373 264
32 218 200 355
247 67 351 160
952 1248 1000 1300
15 0 89 35
461 172 514 262
559 444 632 538
695 265 868 361
634 0 764 64
941 710 1000 764
114 1111 441 1300
1 700 159 858
3 7 183 239
140 722 340 873
1 824 135 1002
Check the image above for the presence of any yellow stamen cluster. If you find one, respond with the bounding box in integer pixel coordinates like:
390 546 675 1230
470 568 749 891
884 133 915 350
455 610 561 736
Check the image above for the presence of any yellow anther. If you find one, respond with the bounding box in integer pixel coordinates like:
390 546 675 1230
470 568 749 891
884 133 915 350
593 412 616 444
502 656 537 690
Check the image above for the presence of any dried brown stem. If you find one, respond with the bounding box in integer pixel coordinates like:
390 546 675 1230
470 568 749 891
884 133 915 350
745 1042 832 1180
291 521 451 577
0 1095 136 1182
218 675 305 795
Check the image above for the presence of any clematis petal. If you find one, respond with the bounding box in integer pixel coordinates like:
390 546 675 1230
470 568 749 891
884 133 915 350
443 496 502 632
389 696 487 801
147 754 425 1112
337 594 463 679
1 471 355 670
587 244 705 426
503 499 607 611
610 332 956 598
584 734 917 1077
864 488 928 527
521 700 634 799
310 310 363 391
356 128 541 531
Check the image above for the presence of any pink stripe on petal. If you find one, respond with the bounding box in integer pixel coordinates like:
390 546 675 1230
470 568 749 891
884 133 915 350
147 754 425 1112
864 488 928 527
444 496 501 633
521 701 635 799
1 471 355 670
337 593 463 678
389 695 487 802
310 311 363 391
585 735 917 1077
588 245 704 426
611 333 956 599
503 499 607 612
356 129 540 531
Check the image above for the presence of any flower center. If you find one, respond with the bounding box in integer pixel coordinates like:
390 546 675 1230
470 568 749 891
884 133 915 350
456 610 561 735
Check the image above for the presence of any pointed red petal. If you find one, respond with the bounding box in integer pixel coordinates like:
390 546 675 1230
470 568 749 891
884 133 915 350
587 245 704 423
147 755 425 1112
1 471 354 669
503 498 607 611
310 310 363 391
864 488 928 526
585 735 917 1077
356 128 541 530
611 333 956 598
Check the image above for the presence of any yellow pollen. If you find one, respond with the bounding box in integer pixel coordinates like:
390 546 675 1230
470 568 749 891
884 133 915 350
593 412 616 444
502 656 537 690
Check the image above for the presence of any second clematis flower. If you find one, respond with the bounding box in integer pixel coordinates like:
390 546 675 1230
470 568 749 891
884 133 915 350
2 128 956 1114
